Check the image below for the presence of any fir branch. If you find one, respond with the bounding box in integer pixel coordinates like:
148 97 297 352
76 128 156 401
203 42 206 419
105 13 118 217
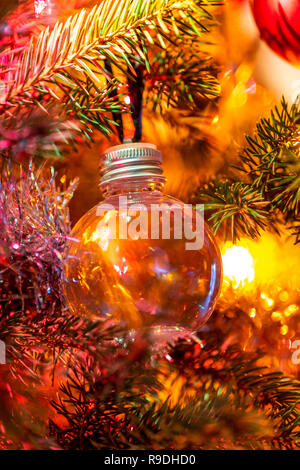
50 336 300 450
171 340 300 449
50 344 273 450
56 79 123 141
145 49 219 112
240 97 300 220
194 181 270 241
196 98 300 242
1 0 219 119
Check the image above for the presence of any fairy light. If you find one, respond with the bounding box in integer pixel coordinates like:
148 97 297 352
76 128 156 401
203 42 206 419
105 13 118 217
11 243 21 250
260 292 274 309
222 245 255 288
284 304 298 317
272 311 282 322
249 307 256 318
281 325 289 335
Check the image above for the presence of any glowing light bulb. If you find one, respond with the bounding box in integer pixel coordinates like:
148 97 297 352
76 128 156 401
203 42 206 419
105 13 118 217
261 292 274 309
284 304 298 317
222 245 255 288
11 243 21 250
281 325 288 336
249 308 256 318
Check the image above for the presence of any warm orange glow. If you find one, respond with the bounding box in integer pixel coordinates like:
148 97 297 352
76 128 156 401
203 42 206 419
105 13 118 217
92 225 111 251
221 233 300 291
272 311 282 321
249 307 256 318
220 234 300 353
222 244 255 288
281 325 288 336
260 292 274 309
284 305 298 317
83 210 118 251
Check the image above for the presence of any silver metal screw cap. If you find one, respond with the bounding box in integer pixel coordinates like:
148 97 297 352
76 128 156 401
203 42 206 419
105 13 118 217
99 142 166 189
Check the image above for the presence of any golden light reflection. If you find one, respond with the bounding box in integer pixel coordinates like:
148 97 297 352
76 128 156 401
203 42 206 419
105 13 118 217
249 307 256 318
260 292 274 309
281 325 289 336
284 305 298 317
271 311 282 322
220 233 300 355
222 244 255 288
92 226 111 251
221 233 300 291
83 210 117 251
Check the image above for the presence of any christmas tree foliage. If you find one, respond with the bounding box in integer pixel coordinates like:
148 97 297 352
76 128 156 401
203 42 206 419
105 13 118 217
0 0 300 451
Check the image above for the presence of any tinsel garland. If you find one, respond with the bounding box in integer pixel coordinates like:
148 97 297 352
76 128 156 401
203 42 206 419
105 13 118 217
0 160 78 449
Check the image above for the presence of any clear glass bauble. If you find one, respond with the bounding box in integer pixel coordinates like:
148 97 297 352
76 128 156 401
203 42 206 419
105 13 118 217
63 190 222 342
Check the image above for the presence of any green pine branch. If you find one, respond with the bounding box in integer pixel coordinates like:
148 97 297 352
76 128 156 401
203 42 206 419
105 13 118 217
0 0 220 139
194 181 270 242
172 340 300 449
55 79 123 141
145 48 219 112
240 97 300 217
50 337 300 449
196 98 300 242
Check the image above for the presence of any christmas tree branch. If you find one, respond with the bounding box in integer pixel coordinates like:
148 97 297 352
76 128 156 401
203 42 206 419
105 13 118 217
194 181 270 242
1 1 219 118
145 48 219 112
196 98 300 242
240 97 300 217
50 336 300 449
172 339 300 449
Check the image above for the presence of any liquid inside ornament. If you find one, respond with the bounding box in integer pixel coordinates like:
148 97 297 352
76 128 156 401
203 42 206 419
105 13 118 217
63 143 222 343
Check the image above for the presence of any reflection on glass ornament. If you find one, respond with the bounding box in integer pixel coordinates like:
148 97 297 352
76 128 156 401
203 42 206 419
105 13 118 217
63 143 222 344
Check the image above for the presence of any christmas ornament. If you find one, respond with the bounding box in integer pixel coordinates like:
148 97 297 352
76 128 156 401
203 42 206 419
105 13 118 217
251 0 300 65
63 143 222 342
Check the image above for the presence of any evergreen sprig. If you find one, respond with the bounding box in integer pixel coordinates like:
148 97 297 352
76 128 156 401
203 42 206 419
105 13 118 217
145 47 219 112
0 0 220 132
58 79 122 141
241 98 300 218
197 98 300 242
171 340 300 449
194 181 269 241
49 337 300 450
